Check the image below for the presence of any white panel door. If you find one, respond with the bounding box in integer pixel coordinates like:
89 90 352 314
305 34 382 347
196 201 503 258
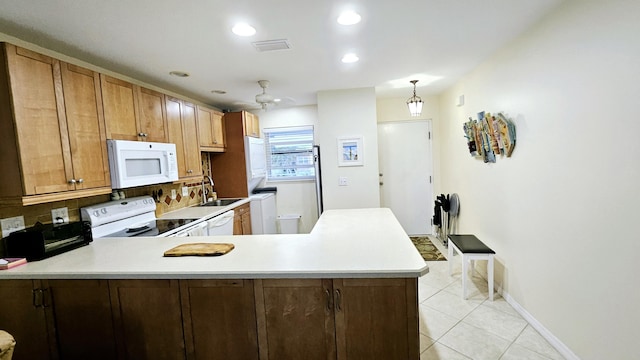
377 120 433 235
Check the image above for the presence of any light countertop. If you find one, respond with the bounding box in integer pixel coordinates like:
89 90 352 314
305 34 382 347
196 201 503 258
157 197 251 221
0 208 428 280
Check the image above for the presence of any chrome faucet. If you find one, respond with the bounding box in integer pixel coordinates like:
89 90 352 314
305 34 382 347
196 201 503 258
202 175 214 205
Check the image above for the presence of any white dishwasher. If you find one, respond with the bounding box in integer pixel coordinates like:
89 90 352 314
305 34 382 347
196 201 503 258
206 210 235 236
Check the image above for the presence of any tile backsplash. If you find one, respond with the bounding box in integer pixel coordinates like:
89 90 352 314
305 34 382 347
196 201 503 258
0 153 213 230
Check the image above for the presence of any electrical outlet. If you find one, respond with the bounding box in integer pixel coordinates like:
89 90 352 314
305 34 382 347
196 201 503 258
339 176 348 186
1 216 25 238
182 186 189 197
171 189 177 200
51 207 69 225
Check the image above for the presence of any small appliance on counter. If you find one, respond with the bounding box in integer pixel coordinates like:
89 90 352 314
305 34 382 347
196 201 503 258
3 221 92 261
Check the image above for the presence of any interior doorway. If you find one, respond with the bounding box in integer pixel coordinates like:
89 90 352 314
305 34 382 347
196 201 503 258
377 120 433 235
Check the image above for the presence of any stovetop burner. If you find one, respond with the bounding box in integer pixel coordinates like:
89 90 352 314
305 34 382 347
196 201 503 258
101 218 198 238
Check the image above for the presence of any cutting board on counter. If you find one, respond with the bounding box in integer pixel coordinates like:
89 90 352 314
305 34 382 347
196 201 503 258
163 243 235 257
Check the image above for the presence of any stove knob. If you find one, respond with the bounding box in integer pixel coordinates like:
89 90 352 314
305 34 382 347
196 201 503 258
101 208 107 214
93 210 100 217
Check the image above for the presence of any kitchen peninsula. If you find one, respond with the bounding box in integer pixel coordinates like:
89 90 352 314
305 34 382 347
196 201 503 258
0 208 427 360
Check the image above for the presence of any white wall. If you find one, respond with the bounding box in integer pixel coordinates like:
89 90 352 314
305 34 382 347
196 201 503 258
317 88 380 210
254 105 319 233
436 1 640 359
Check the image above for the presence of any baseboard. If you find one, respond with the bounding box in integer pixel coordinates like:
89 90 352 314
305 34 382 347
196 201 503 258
495 284 579 360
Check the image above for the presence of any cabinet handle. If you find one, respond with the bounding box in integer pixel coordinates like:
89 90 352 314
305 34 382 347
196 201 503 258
32 288 39 307
325 289 332 311
77 178 84 184
41 288 50 308
334 289 342 312
68 179 76 184
138 132 148 137
32 288 46 308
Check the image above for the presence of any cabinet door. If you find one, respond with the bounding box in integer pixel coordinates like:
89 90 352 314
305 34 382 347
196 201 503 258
255 279 336 360
138 87 168 142
211 110 226 149
333 278 418 360
109 279 186 360
0 280 54 359
101 75 140 141
197 106 226 151
166 96 188 177
60 62 110 190
5 44 72 195
241 209 252 235
197 105 214 147
182 101 202 177
233 203 251 235
243 111 260 137
47 280 117 360
181 279 259 360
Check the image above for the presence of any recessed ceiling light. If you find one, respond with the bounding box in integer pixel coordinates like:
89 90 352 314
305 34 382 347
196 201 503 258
273 98 281 102
337 11 361 25
169 71 189 77
211 90 227 94
232 23 256 36
341 53 359 63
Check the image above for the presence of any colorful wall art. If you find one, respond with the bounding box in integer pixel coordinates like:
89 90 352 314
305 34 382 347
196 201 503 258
463 112 516 163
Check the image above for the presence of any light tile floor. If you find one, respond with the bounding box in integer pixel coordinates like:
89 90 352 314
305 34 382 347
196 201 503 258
418 245 565 360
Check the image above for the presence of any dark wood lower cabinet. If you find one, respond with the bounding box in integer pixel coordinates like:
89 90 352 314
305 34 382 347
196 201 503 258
181 279 259 360
333 278 419 360
255 279 336 360
254 278 419 360
109 279 186 360
0 277 418 360
0 280 55 360
46 279 117 360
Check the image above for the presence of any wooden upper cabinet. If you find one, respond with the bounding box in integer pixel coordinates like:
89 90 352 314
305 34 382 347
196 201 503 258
101 75 139 141
101 74 168 142
59 62 111 190
0 43 111 204
166 96 202 180
243 111 260 138
197 105 226 152
138 87 168 142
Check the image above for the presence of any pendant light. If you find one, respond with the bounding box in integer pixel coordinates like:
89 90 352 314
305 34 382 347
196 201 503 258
406 80 423 117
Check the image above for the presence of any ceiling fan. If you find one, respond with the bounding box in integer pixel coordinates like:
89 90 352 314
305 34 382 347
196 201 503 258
255 80 277 110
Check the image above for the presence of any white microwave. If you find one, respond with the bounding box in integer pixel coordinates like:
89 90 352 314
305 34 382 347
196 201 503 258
107 140 179 189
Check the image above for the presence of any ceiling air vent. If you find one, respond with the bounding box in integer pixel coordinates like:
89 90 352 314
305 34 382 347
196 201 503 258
252 39 291 52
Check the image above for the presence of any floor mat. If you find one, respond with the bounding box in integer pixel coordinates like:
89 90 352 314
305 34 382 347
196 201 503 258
410 236 446 261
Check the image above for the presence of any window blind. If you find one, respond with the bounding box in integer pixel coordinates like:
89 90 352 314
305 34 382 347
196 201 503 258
263 126 315 181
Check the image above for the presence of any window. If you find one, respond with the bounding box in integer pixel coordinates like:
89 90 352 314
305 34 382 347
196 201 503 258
264 126 315 181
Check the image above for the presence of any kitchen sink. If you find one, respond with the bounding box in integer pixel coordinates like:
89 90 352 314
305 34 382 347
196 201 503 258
200 198 243 207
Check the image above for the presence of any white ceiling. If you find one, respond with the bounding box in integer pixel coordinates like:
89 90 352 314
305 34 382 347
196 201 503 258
0 0 563 111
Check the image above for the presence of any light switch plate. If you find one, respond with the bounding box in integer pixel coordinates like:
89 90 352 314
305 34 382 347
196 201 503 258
51 207 69 225
1 216 25 238
182 186 189 197
171 189 177 200
339 176 348 186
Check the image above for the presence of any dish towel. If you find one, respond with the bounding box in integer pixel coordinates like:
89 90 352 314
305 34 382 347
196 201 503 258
0 330 15 360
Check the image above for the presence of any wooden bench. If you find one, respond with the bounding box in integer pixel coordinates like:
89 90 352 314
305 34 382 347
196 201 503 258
448 234 495 301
